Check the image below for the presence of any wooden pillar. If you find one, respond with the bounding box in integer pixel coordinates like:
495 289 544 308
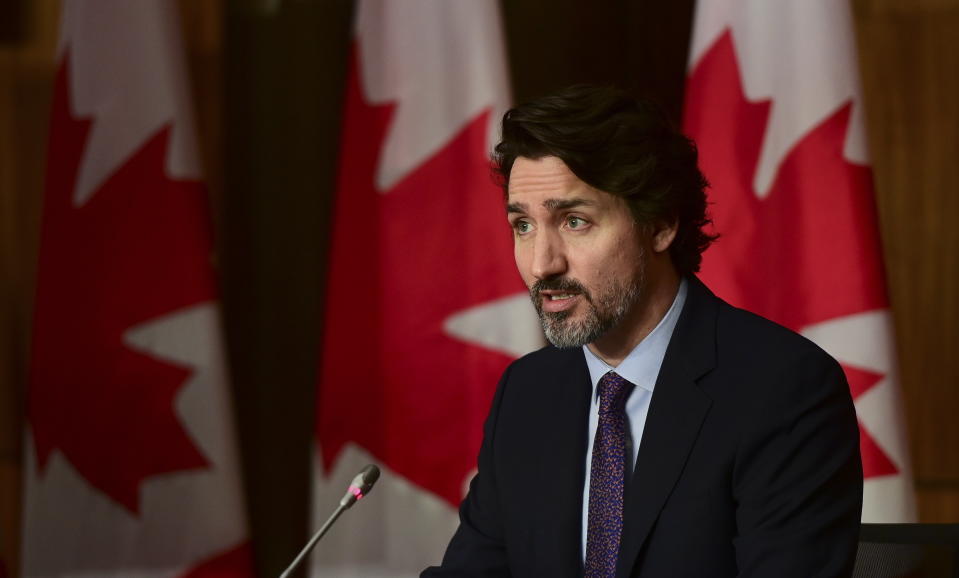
223 1 352 574
853 0 959 522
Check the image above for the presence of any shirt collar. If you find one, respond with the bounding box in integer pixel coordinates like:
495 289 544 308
582 277 688 394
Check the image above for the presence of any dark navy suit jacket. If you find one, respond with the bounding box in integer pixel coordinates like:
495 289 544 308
423 277 863 577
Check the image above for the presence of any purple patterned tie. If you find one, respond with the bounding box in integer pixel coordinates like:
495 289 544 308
585 371 635 578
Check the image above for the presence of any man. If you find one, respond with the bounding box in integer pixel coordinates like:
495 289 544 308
422 85 862 577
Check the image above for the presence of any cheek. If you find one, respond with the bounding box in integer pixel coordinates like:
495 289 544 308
565 248 604 292
613 245 647 282
578 236 640 285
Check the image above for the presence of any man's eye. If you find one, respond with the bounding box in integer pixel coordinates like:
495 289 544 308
514 221 532 234
567 216 587 229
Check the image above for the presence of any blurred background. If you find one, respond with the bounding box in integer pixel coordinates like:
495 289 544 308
1 0 957 576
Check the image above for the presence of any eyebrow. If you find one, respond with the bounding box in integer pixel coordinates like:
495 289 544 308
506 202 527 214
506 197 597 214
543 197 597 211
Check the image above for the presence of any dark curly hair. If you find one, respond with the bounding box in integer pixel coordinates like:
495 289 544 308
493 85 716 275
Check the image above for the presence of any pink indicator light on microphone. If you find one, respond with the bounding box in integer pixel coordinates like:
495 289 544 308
349 485 364 500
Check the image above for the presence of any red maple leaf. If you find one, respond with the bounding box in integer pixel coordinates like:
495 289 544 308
317 47 527 506
28 58 215 513
684 31 897 478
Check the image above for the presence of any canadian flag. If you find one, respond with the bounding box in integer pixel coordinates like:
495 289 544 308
683 1 916 522
313 1 542 575
23 2 253 576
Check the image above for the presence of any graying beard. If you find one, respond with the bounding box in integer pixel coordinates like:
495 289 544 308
539 282 641 349
541 308 601 348
534 247 646 349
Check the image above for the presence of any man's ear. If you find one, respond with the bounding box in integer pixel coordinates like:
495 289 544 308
651 219 679 254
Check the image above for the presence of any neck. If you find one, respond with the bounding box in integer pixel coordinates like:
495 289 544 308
587 266 681 367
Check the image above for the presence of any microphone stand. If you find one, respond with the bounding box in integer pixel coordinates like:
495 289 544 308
278 503 348 578
278 464 380 578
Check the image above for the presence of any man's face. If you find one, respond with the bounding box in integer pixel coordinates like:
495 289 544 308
506 156 648 348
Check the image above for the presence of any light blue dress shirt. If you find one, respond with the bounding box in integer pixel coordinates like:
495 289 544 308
580 278 688 559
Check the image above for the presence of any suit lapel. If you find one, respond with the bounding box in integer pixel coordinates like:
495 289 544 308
534 348 591 577
616 277 718 577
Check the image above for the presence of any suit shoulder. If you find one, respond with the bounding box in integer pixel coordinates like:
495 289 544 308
705 301 853 433
714 300 838 369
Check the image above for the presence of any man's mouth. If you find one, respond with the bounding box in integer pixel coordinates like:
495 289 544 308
531 279 589 314
540 290 581 313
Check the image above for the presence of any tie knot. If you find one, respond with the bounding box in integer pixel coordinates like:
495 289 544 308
597 371 634 414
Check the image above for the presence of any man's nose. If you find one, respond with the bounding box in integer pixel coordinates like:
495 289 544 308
530 230 567 280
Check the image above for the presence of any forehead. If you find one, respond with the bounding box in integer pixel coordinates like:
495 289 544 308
507 156 623 214
507 156 590 199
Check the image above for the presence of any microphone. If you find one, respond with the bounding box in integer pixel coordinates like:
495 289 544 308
340 463 380 508
279 464 381 578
